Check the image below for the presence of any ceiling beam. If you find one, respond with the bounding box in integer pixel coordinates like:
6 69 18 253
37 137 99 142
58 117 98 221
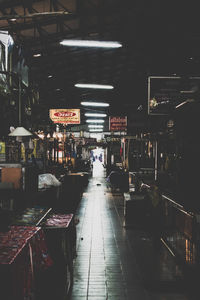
0 11 72 21
0 0 44 10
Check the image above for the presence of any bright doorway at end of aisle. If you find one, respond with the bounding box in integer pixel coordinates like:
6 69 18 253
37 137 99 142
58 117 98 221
91 147 105 178
91 147 104 164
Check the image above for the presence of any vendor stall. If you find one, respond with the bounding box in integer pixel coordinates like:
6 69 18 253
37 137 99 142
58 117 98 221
39 213 76 298
10 207 76 300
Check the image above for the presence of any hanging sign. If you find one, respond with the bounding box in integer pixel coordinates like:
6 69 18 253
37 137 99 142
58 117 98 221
148 76 200 115
49 109 80 124
109 116 127 131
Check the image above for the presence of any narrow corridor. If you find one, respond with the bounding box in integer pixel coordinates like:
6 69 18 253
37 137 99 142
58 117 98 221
69 161 192 300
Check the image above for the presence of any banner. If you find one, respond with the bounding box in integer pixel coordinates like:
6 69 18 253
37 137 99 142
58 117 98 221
49 109 80 124
109 116 127 131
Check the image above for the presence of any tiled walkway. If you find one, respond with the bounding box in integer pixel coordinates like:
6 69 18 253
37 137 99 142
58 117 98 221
69 161 193 300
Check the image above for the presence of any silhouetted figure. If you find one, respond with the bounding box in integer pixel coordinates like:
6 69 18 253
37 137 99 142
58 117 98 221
67 159 73 171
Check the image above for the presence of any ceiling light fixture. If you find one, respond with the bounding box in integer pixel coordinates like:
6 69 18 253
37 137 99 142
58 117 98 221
60 40 122 48
75 83 113 89
85 113 107 117
175 99 195 109
88 125 104 128
81 102 109 107
86 119 104 123
9 127 32 137
89 129 103 132
33 53 41 57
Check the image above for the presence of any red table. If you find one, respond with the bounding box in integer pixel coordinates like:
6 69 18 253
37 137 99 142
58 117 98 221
0 226 53 300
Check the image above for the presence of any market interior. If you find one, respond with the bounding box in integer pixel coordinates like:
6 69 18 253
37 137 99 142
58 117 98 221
1 1 200 300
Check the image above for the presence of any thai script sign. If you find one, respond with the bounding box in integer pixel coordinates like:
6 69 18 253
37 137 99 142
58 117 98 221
109 116 127 131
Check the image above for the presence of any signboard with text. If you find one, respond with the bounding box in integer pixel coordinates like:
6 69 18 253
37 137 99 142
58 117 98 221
49 109 80 124
109 116 127 131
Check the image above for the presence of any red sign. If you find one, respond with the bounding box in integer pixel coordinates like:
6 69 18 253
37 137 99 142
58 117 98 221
109 116 127 131
54 112 76 117
49 109 80 124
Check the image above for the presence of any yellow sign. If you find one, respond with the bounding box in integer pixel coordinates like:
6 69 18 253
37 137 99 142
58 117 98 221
21 139 37 161
49 109 80 124
0 142 5 154
0 142 5 161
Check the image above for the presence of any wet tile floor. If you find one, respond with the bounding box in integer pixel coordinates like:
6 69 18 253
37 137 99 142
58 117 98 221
69 161 194 300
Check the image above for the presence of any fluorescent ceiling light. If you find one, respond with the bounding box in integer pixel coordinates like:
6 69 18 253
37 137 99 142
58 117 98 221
180 90 195 94
85 113 107 117
175 99 195 109
48 75 53 78
33 53 41 57
89 129 103 132
86 119 104 123
81 102 109 107
60 40 122 48
75 83 113 89
88 125 104 128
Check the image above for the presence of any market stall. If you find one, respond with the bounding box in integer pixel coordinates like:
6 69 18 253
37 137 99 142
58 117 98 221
10 207 76 299
0 226 53 300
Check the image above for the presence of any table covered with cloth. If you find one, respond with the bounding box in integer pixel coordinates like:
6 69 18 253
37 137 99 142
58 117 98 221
36 214 76 298
0 226 53 300
44 213 73 228
44 213 76 260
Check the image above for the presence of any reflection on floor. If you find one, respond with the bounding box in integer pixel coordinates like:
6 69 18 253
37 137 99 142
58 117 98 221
69 161 193 300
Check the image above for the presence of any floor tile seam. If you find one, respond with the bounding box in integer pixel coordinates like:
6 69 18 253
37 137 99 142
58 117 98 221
103 192 124 255
87 195 104 298
74 187 94 297
100 192 124 299
99 191 110 296
75 181 97 249
75 204 90 252
106 194 147 288
73 176 105 299
75 184 93 245
105 210 125 283
108 190 152 300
